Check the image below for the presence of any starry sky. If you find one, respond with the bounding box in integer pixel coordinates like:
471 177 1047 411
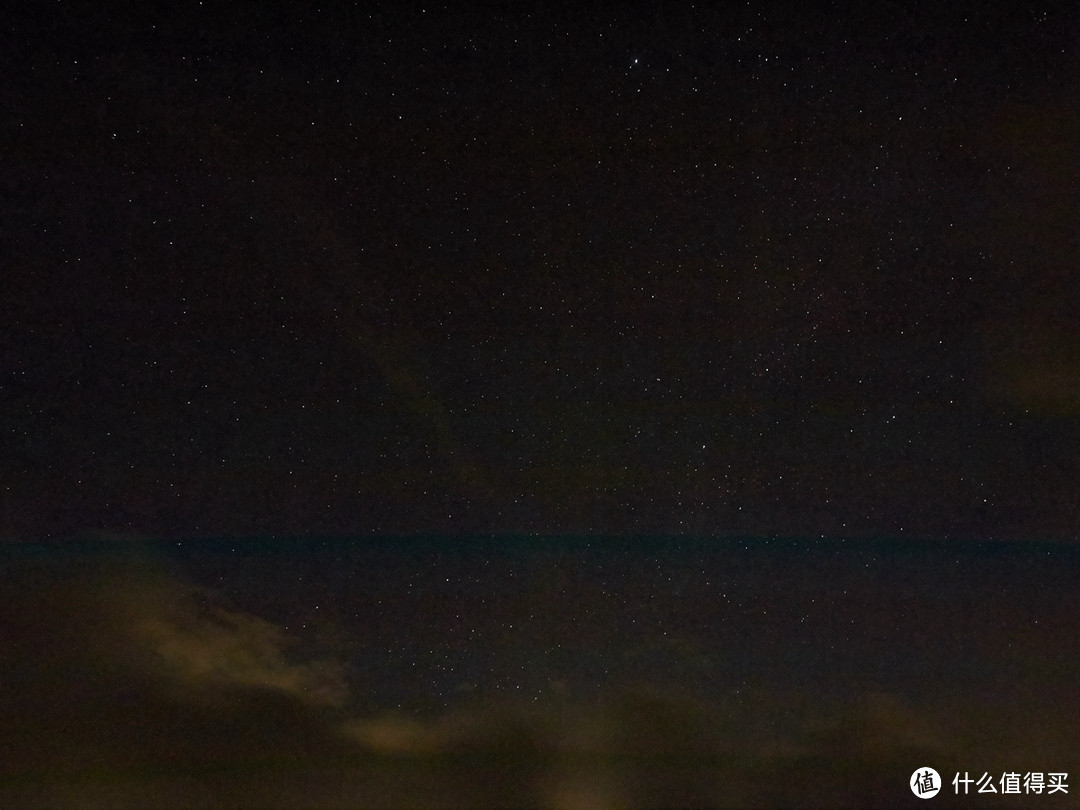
3 3 1080 807
5 1 1079 540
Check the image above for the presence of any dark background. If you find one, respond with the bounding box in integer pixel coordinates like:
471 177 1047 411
2 2 1079 807
4 2 1079 540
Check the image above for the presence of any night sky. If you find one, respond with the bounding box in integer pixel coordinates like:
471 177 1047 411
3 2 1080 807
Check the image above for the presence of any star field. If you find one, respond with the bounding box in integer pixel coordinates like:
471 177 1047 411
2 6 1080 804
5 4 1079 540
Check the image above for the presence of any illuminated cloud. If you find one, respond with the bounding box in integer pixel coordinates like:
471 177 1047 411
3 552 1071 809
133 594 348 707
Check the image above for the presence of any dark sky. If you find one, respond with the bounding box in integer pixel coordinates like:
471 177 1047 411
3 5 1080 807
4 2 1079 540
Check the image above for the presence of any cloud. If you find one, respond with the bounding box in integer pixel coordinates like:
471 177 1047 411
1 548 1072 809
14 548 351 708
130 585 348 707
0 551 357 806
333 689 955 809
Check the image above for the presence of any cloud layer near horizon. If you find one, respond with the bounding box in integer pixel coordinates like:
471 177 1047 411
1 551 1074 808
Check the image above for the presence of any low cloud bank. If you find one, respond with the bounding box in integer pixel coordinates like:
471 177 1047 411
1 549 1071 808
